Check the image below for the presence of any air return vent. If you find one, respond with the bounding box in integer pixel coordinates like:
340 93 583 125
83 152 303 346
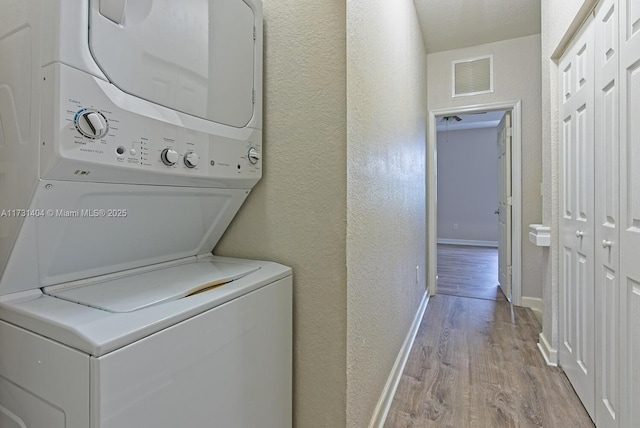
452 55 493 97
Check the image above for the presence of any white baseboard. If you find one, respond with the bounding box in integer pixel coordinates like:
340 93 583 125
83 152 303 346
537 332 558 367
368 291 429 428
521 296 543 325
437 238 498 247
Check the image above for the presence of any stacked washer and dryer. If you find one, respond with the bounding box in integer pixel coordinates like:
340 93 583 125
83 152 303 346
0 1 292 427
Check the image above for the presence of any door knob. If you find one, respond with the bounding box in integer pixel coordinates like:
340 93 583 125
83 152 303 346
494 209 500 215
601 240 613 248
576 230 584 238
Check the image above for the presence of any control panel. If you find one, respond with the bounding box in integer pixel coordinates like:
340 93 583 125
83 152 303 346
41 64 262 188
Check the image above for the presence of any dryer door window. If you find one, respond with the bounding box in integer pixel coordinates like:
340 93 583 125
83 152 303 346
89 0 256 128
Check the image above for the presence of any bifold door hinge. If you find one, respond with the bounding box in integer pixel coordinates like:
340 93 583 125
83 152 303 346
508 265 513 276
507 127 512 138
252 89 255 104
507 196 513 205
253 26 256 41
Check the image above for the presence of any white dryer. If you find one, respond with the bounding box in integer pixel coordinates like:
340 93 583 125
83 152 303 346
0 1 291 427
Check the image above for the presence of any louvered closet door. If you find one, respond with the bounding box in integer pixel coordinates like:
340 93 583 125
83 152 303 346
559 17 596 420
594 0 621 426
618 0 640 426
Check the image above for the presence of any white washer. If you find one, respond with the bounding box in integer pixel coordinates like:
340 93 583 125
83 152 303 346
0 1 291 427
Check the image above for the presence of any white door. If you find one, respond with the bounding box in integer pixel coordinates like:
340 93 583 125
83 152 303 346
497 112 512 301
594 0 621 426
559 17 596 420
618 0 640 426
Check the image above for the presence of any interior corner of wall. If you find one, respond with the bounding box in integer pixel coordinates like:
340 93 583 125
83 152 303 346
537 331 558 366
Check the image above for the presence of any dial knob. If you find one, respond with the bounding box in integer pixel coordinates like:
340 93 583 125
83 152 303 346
184 152 200 168
161 148 179 166
248 147 260 165
75 109 108 139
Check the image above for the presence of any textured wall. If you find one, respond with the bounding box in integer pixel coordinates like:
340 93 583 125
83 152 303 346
437 128 499 243
214 1 348 426
540 0 592 353
427 34 543 300
346 0 428 425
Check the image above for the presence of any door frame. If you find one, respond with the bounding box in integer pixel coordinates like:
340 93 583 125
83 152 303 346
427 100 522 305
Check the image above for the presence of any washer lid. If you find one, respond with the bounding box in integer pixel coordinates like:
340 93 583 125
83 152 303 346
89 0 257 128
43 260 259 313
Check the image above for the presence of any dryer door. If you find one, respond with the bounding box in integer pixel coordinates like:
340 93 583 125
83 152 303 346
88 0 257 128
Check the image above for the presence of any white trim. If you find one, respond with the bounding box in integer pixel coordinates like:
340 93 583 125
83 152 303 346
521 296 543 325
537 332 559 367
428 100 523 306
437 239 498 247
550 0 599 60
436 120 500 132
368 291 429 428
428 107 437 297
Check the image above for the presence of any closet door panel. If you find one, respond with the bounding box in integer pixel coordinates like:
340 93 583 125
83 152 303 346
627 0 640 33
620 1 640 426
558 18 596 419
594 0 621 426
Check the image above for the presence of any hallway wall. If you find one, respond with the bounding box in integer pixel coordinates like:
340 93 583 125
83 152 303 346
427 34 543 300
346 0 428 425
217 0 428 426
214 1 348 426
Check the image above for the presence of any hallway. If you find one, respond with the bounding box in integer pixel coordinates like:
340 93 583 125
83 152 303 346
384 246 593 427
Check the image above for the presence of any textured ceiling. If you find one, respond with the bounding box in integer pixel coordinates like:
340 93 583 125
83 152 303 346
414 0 541 53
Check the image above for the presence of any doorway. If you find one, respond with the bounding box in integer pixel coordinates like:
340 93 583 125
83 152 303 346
436 110 505 301
427 101 522 305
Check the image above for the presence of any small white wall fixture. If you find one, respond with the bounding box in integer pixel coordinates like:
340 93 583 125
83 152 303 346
427 100 523 305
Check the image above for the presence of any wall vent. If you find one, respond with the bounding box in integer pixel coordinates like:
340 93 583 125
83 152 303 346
452 55 493 97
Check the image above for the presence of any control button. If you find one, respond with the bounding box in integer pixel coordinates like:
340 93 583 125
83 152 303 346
116 146 125 156
129 148 137 156
184 152 200 168
75 109 109 139
161 148 179 166
248 147 260 165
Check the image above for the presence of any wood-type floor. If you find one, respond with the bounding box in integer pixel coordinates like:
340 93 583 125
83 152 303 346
437 244 503 301
384 294 594 427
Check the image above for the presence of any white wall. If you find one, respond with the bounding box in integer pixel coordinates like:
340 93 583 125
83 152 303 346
217 0 428 426
437 127 499 243
540 0 595 359
427 34 543 300
346 0 428 425
214 1 347 426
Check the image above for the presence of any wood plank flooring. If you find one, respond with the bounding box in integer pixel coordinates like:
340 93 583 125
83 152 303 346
384 295 594 427
437 244 503 301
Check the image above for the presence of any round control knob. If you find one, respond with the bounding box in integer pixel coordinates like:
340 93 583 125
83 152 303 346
75 109 108 139
160 148 179 166
248 147 260 165
184 152 200 168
